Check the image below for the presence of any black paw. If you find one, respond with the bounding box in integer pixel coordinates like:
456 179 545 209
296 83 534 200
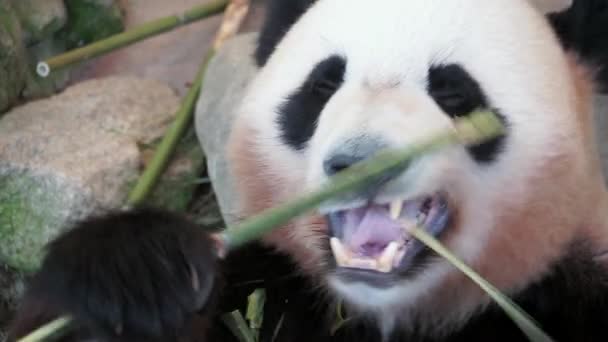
24 208 218 340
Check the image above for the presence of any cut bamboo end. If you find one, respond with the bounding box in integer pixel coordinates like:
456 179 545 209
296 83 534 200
36 62 51 78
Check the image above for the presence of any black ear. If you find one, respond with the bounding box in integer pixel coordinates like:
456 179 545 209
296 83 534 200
547 0 608 91
255 0 316 67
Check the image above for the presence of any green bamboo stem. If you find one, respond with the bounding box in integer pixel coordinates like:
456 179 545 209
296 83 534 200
36 0 228 77
126 49 215 208
17 317 72 342
407 225 554 342
219 110 504 251
221 311 257 342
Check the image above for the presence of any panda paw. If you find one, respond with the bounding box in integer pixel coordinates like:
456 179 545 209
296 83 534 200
22 208 219 340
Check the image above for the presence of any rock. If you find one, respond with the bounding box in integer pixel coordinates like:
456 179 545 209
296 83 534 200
595 95 608 182
21 37 72 100
195 33 259 226
12 0 67 45
0 0 28 114
0 76 180 271
61 0 124 48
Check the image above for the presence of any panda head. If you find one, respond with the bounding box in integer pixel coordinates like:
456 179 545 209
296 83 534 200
229 0 607 333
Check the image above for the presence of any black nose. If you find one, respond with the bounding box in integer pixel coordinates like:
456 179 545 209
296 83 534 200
323 154 366 176
323 136 389 176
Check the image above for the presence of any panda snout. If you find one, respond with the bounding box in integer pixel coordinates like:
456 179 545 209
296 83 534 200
322 135 395 175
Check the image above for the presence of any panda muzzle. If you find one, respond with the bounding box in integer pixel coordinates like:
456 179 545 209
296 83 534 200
327 193 450 274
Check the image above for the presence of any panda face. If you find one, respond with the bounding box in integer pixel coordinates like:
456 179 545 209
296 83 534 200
233 0 592 321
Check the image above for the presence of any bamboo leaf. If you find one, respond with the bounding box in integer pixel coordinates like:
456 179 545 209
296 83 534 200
246 288 266 341
221 311 257 342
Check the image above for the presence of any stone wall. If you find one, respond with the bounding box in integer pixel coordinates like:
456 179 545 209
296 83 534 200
0 0 124 114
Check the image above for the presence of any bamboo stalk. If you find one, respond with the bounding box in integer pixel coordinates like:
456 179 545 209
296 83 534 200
125 0 249 208
126 49 215 208
407 226 554 342
218 110 504 252
221 311 257 342
16 317 72 342
36 0 229 77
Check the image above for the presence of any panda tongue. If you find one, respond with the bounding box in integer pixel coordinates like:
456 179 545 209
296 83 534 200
342 205 403 258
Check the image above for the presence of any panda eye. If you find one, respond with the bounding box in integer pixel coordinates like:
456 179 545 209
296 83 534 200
277 55 347 151
311 78 340 97
427 64 487 118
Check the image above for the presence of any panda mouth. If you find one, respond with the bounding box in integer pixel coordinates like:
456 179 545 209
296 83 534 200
326 193 450 274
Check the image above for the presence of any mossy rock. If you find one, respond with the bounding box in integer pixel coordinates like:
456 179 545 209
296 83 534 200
12 0 67 45
60 0 124 48
0 169 96 272
0 0 27 114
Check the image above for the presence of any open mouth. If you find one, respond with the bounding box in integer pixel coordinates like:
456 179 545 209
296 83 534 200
327 193 451 275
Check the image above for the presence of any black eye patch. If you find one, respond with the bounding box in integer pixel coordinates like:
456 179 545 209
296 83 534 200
427 63 507 163
277 55 346 150
427 64 488 118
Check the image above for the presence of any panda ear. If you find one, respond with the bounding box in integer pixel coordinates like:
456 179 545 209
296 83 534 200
546 0 608 91
255 0 316 67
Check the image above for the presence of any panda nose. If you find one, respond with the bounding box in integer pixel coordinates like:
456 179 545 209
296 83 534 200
323 137 389 177
323 154 366 176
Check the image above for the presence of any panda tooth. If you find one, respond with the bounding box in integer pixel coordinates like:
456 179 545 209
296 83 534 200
377 242 400 272
330 237 350 267
394 249 407 267
390 200 403 220
348 258 379 270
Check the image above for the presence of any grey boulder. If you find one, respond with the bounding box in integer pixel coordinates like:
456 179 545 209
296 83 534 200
0 76 180 271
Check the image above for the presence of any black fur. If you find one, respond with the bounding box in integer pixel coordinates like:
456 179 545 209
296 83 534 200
277 55 346 150
427 64 507 163
255 0 316 66
8 209 218 342
427 64 488 119
548 0 608 92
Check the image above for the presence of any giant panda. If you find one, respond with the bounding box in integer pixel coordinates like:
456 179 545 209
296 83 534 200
7 0 608 341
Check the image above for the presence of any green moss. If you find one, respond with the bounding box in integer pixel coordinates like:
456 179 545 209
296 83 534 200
0 0 27 114
0 0 19 40
0 171 67 272
60 0 124 48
